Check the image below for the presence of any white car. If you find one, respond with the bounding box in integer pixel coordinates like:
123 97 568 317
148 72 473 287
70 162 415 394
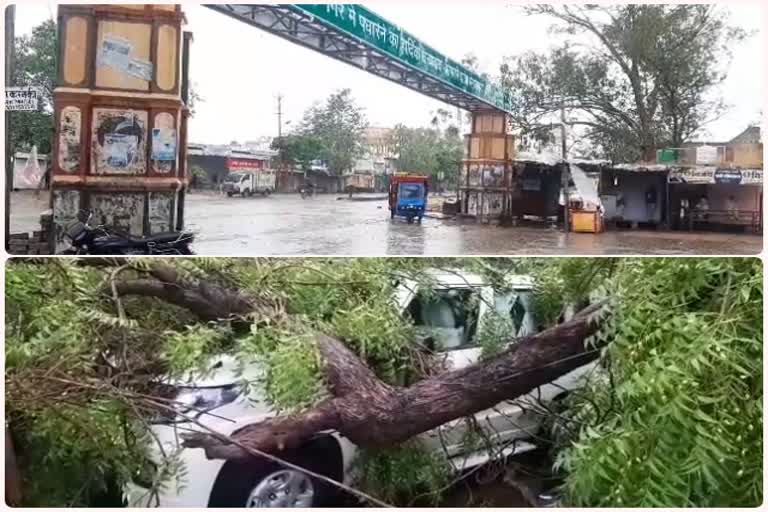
125 270 594 507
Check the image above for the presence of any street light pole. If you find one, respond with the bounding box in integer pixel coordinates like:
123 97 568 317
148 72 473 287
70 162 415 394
5 5 16 250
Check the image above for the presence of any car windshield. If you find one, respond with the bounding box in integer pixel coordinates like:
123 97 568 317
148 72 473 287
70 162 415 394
399 183 423 199
406 288 480 350
225 172 246 183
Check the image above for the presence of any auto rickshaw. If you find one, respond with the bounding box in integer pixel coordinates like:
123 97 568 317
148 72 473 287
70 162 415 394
389 173 429 223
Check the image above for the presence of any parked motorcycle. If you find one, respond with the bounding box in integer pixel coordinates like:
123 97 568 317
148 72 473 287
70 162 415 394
62 210 195 255
299 186 315 199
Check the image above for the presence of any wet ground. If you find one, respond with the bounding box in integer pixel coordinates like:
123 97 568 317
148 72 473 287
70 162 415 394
9 191 762 255
185 192 761 255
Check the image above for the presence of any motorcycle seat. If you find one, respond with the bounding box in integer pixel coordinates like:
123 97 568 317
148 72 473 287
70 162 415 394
128 232 191 244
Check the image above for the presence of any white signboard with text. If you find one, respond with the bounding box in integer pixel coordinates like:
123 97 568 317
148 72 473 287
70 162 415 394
668 167 762 185
5 87 40 111
695 145 719 165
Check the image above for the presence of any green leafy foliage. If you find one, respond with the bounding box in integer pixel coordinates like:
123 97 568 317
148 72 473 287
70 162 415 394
270 89 367 175
354 442 451 505
10 19 57 155
388 111 463 188
270 134 325 171
527 258 615 327
475 309 516 359
557 258 762 507
262 331 326 411
162 324 230 378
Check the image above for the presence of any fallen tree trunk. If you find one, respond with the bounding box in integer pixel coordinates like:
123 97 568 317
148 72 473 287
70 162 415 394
182 302 606 459
109 264 606 458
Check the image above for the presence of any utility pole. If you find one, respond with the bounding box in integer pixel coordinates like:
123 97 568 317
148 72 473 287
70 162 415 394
560 106 570 233
276 93 283 138
560 107 567 159
5 6 16 250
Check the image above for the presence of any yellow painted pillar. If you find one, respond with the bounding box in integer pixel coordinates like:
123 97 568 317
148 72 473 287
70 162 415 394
52 4 187 251
460 111 515 222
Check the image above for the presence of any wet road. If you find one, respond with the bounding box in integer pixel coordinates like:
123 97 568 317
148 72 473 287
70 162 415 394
8 191 761 255
186 192 762 255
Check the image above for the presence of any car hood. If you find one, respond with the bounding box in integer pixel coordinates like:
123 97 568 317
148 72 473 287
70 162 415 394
165 354 265 388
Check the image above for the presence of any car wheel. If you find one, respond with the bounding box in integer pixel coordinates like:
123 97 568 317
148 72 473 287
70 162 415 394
226 192 234 197
208 449 339 508
248 468 315 507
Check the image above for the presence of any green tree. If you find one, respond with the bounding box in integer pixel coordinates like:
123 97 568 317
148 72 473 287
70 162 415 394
389 111 463 189
270 134 324 171
501 6 747 161
556 258 762 506
298 89 368 174
9 19 57 155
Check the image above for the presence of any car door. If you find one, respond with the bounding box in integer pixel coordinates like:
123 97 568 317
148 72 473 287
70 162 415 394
479 287 543 451
408 282 488 458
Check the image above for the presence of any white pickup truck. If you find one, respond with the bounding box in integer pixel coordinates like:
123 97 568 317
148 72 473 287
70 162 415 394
223 170 276 197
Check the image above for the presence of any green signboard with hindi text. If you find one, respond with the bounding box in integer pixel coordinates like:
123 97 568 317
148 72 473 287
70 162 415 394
293 4 511 112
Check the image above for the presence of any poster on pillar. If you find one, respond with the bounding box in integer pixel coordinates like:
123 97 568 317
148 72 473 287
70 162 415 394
148 192 175 233
53 190 81 252
58 107 82 173
465 192 480 216
481 192 505 217
151 112 177 174
92 109 148 175
90 193 146 236
466 164 482 187
481 165 505 188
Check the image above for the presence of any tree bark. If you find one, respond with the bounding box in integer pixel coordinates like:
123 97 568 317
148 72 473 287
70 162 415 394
109 263 279 323
181 302 606 460
5 425 23 506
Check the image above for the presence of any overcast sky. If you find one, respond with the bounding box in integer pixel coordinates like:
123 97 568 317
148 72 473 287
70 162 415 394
12 2 766 145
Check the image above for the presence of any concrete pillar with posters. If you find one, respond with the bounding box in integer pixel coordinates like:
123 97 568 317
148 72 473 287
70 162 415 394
460 112 515 222
51 4 188 251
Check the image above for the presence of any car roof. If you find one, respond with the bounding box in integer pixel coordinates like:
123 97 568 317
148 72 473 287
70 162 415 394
394 269 534 309
420 269 534 288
